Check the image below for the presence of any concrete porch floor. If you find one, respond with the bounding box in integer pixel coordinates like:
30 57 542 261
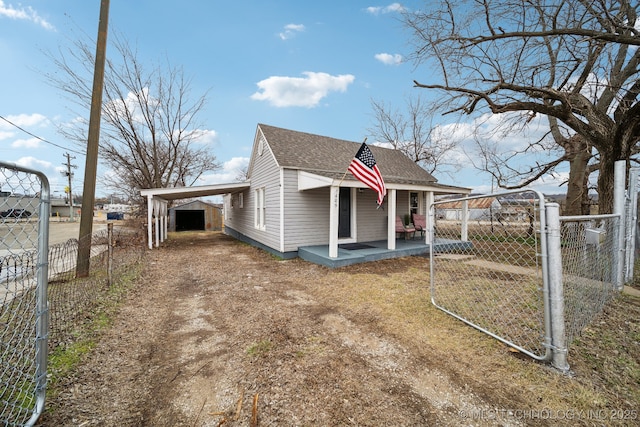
298 238 471 268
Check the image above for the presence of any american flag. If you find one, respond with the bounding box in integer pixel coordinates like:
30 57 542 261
348 143 386 207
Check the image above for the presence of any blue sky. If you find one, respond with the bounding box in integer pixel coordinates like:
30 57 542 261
0 0 568 200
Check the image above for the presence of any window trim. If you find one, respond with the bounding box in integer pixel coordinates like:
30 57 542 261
255 187 265 230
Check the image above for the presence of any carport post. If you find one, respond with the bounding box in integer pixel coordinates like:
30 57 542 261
147 194 153 249
154 201 160 248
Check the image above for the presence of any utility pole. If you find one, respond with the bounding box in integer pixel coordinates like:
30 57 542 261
62 152 77 221
76 0 110 277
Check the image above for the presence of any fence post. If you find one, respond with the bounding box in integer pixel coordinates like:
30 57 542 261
425 191 434 245
107 222 113 286
545 203 569 372
625 168 639 283
613 160 626 291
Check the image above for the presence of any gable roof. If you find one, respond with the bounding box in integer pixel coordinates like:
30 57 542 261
169 199 222 210
257 124 439 186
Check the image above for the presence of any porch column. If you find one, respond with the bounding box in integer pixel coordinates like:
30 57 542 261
425 191 434 244
329 185 339 258
387 188 397 250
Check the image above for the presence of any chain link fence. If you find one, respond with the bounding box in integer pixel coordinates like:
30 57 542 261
47 226 145 348
1 163 50 427
430 190 550 360
559 216 619 345
1 161 146 426
430 167 632 371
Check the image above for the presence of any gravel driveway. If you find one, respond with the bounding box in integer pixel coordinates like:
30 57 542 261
36 231 640 427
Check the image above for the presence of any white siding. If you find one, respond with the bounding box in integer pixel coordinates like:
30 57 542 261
395 191 412 222
225 143 281 251
281 170 329 251
281 178 406 251
355 190 388 241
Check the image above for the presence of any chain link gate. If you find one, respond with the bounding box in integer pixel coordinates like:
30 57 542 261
557 214 619 345
429 190 553 361
1 162 50 426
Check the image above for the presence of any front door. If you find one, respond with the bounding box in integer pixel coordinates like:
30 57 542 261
338 187 351 238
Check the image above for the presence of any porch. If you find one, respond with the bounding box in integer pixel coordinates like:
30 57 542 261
298 238 472 268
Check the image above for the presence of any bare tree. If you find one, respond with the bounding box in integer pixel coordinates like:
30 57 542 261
45 34 220 205
368 96 459 176
473 115 595 214
403 0 640 213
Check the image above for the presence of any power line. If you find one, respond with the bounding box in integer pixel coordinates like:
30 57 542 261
0 114 85 156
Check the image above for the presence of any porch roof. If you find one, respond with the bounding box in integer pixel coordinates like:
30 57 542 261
297 170 470 195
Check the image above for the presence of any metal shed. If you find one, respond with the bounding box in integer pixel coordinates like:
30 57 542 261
168 200 222 232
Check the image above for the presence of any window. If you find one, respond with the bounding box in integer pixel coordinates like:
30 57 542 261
255 187 265 229
224 195 232 220
410 192 419 215
238 193 244 209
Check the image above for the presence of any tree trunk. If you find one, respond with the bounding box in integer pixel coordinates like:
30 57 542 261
597 151 616 214
564 139 591 216
581 165 591 215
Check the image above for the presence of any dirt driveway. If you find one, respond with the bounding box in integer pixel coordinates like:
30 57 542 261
38 232 639 426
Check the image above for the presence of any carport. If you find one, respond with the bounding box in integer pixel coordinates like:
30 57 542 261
140 182 249 249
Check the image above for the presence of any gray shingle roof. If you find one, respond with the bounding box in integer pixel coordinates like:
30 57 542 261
258 123 439 186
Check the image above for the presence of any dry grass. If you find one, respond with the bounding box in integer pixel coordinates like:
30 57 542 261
309 257 640 424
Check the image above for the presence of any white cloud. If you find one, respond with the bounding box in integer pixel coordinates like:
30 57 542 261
528 171 570 194
374 53 403 65
0 113 49 146
11 137 40 149
14 156 53 170
251 71 355 108
366 3 405 15
1 113 49 129
0 130 14 140
279 23 305 40
0 0 54 30
197 157 250 186
191 129 219 145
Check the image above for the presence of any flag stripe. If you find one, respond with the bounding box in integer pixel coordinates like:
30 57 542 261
347 143 386 206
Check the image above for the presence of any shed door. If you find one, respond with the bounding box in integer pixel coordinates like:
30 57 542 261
338 188 351 238
176 210 205 231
